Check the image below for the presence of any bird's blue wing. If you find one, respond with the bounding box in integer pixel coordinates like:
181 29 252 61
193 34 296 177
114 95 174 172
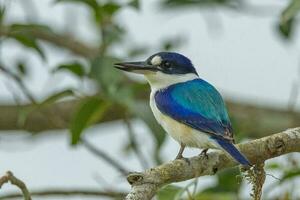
154 78 232 137
155 79 251 166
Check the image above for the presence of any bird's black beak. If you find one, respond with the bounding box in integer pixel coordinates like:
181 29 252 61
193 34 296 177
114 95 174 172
114 61 158 74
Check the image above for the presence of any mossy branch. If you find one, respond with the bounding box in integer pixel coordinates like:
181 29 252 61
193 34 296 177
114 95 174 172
125 127 300 200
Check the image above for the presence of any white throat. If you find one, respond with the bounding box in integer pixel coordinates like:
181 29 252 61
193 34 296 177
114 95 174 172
145 72 198 91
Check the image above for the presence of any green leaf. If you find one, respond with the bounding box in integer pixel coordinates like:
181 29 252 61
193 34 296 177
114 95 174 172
90 56 125 96
278 17 294 39
280 169 300 183
101 2 121 16
70 97 110 145
202 168 240 193
278 0 300 39
17 89 74 127
0 6 5 24
266 163 282 170
128 0 140 10
8 24 50 59
16 61 27 76
281 0 300 24
10 24 52 32
53 62 86 77
157 185 182 200
13 35 45 59
40 89 74 107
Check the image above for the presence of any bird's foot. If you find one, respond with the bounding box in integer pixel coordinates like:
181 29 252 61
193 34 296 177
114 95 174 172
174 155 190 165
199 148 209 159
174 143 190 164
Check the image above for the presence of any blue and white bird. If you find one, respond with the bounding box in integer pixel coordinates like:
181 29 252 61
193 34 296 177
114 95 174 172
114 52 251 166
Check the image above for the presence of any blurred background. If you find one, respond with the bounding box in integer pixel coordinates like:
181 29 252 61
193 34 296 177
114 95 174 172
0 0 299 199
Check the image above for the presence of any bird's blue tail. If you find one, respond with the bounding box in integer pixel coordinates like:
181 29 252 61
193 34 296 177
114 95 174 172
213 137 251 166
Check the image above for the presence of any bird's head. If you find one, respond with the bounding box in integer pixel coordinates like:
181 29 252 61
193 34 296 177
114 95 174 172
114 52 199 89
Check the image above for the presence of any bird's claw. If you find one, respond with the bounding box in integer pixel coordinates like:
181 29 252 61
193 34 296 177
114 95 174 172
175 156 191 165
174 155 190 165
199 148 209 159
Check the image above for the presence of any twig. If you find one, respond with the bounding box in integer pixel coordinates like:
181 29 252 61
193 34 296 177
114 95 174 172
0 188 126 199
0 171 31 200
81 138 129 176
0 65 36 104
124 117 149 169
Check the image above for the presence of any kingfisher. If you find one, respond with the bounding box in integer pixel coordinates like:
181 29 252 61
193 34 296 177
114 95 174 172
114 52 251 166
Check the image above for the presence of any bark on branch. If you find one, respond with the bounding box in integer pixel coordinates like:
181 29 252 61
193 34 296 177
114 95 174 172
125 127 300 200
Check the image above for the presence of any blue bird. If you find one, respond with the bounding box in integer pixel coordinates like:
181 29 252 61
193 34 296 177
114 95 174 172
114 52 251 166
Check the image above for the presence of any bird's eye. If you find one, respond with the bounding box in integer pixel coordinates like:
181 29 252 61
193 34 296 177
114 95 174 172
162 61 171 68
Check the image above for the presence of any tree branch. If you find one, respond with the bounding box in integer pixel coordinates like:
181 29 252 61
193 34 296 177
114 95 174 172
0 171 31 200
0 26 99 58
125 127 300 200
0 188 126 200
0 98 298 139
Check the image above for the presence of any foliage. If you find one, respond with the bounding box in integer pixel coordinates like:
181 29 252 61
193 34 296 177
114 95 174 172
279 0 300 39
70 96 111 144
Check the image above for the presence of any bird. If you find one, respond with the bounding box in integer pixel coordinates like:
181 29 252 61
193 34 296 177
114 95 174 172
114 52 251 166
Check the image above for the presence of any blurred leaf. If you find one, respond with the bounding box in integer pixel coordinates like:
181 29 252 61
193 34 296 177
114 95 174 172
90 56 129 100
8 24 52 59
281 0 300 24
70 97 110 145
280 169 300 183
17 89 74 127
127 46 148 58
53 62 86 77
0 6 5 24
12 35 45 59
101 2 121 16
40 89 74 107
278 0 300 39
10 24 52 32
128 0 140 10
278 18 294 39
266 163 282 170
16 62 27 76
161 36 185 51
101 23 125 47
202 168 240 193
157 185 182 200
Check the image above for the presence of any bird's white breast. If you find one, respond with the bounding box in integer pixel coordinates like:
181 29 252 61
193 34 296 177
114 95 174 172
149 90 217 149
